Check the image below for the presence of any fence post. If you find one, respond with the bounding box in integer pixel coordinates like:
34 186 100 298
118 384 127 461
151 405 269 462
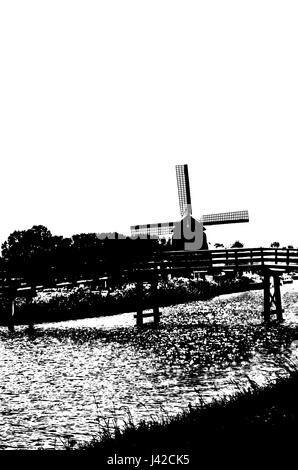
8 298 15 333
136 280 143 327
260 248 264 266
7 280 16 333
273 274 283 321
27 286 36 331
263 271 271 323
263 269 284 323
151 276 160 327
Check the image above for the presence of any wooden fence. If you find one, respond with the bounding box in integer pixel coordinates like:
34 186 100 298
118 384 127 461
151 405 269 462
126 248 298 280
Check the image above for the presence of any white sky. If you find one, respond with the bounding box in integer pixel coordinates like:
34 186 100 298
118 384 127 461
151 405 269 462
1 1 298 249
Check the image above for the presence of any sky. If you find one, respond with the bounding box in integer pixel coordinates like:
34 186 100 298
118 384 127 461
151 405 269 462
1 1 298 250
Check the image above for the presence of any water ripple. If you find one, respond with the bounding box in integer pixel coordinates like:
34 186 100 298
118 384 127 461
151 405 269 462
0 282 298 449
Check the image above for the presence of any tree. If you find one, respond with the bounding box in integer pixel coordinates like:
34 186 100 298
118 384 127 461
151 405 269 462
214 243 224 249
231 241 244 248
1 225 53 279
270 242 280 248
0 225 162 283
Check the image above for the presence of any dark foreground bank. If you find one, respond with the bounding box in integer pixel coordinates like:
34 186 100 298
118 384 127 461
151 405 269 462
72 364 298 464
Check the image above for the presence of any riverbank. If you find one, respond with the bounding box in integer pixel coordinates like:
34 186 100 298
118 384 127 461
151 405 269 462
1 286 297 454
1 276 262 326
75 363 298 464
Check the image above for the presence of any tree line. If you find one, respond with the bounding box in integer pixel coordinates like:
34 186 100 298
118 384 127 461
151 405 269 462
0 225 161 282
2 225 294 284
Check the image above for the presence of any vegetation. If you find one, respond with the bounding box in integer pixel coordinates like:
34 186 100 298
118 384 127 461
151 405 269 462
0 275 260 325
74 364 298 462
230 240 244 248
0 225 160 282
0 225 263 326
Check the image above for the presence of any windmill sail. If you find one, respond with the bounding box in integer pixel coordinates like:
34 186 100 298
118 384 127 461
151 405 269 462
175 164 192 218
202 210 249 226
130 164 249 246
131 222 175 238
130 210 249 238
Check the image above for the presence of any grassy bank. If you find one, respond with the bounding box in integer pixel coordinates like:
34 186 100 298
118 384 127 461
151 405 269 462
74 363 298 462
1 276 261 325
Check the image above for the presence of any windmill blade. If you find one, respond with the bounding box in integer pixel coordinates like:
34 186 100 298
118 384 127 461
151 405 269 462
131 222 176 238
202 210 249 226
175 164 192 217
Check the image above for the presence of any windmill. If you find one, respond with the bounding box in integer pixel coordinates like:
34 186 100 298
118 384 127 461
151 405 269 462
131 164 249 250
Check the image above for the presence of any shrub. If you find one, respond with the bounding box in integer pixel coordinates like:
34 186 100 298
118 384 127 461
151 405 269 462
0 276 254 325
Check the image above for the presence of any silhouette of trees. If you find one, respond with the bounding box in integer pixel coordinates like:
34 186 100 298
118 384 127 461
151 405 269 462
0 226 161 282
231 241 244 248
1 225 53 280
270 242 280 248
214 243 225 249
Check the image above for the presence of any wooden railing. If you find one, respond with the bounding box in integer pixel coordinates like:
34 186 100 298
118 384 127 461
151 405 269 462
127 247 298 279
1 248 298 292
1 247 297 329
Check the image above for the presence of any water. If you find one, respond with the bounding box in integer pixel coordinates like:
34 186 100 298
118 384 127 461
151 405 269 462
1 282 298 449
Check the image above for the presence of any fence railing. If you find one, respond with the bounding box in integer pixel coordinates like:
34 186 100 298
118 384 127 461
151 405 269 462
128 248 298 278
1 248 298 291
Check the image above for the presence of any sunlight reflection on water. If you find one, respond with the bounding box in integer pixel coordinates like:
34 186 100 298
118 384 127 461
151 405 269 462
0 282 298 449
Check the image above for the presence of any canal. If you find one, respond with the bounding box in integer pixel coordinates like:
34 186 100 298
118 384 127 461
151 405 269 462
1 282 298 449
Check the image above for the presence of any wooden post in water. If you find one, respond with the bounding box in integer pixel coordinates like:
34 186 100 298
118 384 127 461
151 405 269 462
263 269 284 323
27 286 36 331
263 271 271 324
151 276 160 327
273 274 283 322
136 279 143 327
8 297 15 333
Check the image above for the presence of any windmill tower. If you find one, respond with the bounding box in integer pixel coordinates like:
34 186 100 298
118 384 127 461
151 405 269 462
131 164 249 250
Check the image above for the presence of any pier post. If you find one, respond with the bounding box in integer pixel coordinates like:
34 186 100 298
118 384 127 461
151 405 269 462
136 280 144 327
8 298 15 333
263 272 271 323
151 277 160 327
273 274 283 321
26 287 36 331
263 270 284 323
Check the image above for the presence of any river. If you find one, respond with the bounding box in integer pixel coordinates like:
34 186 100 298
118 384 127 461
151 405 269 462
1 282 298 449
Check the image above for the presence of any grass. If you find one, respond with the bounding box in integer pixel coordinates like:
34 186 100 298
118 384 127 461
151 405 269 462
0 276 261 326
69 362 298 464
